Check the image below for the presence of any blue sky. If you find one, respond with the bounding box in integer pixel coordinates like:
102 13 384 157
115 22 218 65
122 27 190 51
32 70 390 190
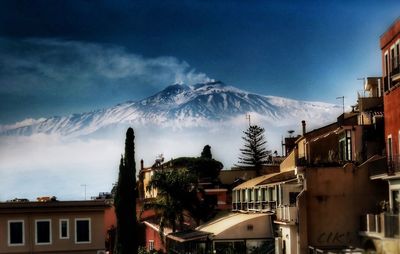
0 0 399 124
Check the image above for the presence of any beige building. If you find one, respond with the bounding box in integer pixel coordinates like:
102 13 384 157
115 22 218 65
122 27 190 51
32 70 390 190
0 200 111 254
276 105 386 254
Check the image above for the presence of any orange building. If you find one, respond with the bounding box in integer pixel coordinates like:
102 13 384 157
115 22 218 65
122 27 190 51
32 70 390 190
381 17 400 172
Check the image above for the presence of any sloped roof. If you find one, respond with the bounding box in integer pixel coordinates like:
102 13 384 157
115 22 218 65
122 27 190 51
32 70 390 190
196 212 272 240
233 170 296 190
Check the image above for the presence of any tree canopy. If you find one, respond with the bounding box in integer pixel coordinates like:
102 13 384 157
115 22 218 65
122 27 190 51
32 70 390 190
238 125 271 175
201 145 212 159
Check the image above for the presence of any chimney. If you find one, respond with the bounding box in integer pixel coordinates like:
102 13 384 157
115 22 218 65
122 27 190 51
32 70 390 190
302 120 306 136
140 159 144 170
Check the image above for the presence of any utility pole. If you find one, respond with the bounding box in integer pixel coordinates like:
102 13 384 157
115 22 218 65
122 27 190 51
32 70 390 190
336 96 345 115
81 184 87 200
246 114 251 126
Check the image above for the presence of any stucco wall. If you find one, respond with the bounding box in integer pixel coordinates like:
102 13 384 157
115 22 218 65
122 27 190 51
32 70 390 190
304 164 387 249
384 86 400 158
144 223 165 252
0 210 105 254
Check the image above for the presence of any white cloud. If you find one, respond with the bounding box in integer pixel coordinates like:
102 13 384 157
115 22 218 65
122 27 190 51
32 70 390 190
0 38 212 96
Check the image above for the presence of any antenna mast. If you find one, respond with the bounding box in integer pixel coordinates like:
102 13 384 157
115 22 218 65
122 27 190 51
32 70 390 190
246 114 251 126
336 96 345 115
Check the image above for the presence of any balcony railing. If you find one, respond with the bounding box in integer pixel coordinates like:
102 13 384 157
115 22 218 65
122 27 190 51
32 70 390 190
275 205 297 224
357 97 383 112
361 212 399 238
232 201 276 212
388 155 400 175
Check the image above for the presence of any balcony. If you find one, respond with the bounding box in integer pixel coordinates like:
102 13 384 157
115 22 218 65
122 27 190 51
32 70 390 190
357 96 383 112
275 205 297 225
361 213 399 238
368 156 400 178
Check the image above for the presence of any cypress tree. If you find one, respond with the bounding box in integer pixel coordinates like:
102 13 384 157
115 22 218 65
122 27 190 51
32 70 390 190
114 127 137 254
238 125 271 176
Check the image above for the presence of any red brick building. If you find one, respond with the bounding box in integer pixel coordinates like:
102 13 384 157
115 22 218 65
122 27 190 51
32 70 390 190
381 17 400 169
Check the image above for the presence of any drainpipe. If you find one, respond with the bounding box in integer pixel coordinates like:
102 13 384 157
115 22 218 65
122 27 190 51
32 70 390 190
296 170 306 254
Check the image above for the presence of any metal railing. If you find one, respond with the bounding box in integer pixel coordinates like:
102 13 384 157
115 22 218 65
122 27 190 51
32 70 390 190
362 212 399 238
275 205 297 223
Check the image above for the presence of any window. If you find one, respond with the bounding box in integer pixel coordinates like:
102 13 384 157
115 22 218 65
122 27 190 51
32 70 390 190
59 219 69 239
289 192 300 205
8 220 24 246
391 48 395 72
397 43 400 68
35 219 51 245
149 240 154 250
271 187 277 201
396 43 400 69
339 130 352 161
392 190 400 214
75 218 91 243
388 135 393 161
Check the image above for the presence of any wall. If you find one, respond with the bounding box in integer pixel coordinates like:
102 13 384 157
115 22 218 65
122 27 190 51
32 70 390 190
104 205 116 237
280 150 297 172
280 225 297 254
384 86 400 159
380 18 400 51
304 164 387 249
0 210 105 254
144 223 165 252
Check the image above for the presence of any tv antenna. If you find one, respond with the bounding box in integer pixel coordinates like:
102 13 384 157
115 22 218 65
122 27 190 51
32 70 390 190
246 114 251 126
336 96 345 115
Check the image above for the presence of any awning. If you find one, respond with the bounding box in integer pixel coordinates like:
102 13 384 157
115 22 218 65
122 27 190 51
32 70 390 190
196 213 273 240
167 230 212 243
233 170 296 190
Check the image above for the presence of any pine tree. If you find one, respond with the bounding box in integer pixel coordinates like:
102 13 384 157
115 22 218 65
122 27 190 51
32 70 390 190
114 127 137 254
201 145 212 159
238 125 271 176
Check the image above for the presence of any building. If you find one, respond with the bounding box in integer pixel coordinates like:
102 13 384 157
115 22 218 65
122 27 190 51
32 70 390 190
0 200 113 254
360 17 400 254
276 109 386 254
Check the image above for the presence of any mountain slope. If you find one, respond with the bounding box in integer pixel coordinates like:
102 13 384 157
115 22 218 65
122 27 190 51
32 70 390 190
0 81 341 137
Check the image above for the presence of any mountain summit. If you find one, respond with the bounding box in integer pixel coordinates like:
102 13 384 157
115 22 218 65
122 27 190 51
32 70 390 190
0 81 341 137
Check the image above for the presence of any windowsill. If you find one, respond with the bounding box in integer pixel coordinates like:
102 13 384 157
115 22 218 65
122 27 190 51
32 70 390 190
35 242 52 245
75 241 91 244
8 243 25 247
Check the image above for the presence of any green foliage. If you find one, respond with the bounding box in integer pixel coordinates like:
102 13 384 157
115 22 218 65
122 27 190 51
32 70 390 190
238 125 271 175
114 127 137 254
169 156 223 181
143 169 197 239
138 246 163 254
142 145 224 239
249 241 275 254
201 145 212 159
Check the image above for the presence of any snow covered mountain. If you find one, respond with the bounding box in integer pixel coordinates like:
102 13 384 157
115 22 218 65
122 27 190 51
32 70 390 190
0 81 341 137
